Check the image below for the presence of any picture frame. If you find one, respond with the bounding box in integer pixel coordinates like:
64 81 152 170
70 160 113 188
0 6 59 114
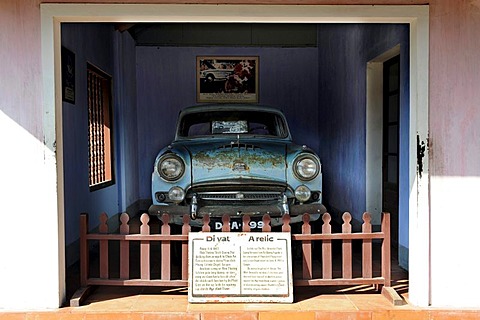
197 56 259 103
61 46 75 104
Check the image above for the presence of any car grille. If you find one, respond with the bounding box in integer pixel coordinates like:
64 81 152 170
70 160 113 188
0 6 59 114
197 191 282 202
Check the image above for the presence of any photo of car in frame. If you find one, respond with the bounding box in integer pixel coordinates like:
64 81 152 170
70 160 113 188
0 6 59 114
197 56 258 103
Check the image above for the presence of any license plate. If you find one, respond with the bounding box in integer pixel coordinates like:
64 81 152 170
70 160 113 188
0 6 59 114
210 216 264 231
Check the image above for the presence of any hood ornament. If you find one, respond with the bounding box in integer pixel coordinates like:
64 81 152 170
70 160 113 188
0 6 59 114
232 160 248 171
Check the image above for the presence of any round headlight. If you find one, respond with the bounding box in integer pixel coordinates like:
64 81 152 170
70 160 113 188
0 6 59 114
158 154 185 181
293 155 320 181
168 186 186 203
295 185 311 203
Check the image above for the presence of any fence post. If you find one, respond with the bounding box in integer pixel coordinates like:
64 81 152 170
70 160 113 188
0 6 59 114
282 214 291 232
381 212 391 287
342 212 352 279
322 213 332 279
362 212 372 279
119 213 130 279
242 215 251 232
140 213 150 280
262 214 271 232
202 215 210 232
182 214 190 280
99 213 109 279
161 213 171 280
302 214 312 279
222 214 230 232
80 213 89 287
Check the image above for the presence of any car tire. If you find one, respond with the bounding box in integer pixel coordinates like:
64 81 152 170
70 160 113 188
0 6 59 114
205 74 215 82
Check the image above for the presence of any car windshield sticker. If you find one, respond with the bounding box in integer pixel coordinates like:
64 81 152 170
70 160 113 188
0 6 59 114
212 121 248 134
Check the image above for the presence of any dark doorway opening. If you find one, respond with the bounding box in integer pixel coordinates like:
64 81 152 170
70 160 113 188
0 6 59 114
382 55 400 248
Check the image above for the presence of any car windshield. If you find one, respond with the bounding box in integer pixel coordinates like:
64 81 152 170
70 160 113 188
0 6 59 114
177 110 289 138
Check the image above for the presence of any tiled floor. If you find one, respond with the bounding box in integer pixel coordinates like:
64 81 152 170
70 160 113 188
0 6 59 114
2 282 480 320
62 260 410 313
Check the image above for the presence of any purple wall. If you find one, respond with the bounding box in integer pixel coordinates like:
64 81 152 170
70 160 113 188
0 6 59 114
62 24 137 265
317 24 409 262
113 31 139 213
62 24 117 249
60 24 408 266
136 46 319 199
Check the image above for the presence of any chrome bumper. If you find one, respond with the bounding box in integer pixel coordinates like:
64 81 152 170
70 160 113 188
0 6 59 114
148 202 326 227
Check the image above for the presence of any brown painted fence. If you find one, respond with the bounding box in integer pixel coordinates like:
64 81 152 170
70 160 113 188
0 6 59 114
72 211 393 305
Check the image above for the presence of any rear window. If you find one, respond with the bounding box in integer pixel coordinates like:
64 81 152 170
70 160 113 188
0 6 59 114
177 110 288 138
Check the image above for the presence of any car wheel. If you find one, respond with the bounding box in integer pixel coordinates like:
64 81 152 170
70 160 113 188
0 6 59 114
205 74 215 82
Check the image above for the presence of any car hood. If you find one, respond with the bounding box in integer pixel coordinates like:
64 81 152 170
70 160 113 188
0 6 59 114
177 139 287 184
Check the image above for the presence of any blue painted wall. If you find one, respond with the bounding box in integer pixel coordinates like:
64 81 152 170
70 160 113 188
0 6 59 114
61 23 409 267
317 24 409 265
113 31 139 214
363 24 410 266
62 24 137 265
136 46 319 199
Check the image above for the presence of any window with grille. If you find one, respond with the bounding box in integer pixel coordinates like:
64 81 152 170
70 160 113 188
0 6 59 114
87 64 114 190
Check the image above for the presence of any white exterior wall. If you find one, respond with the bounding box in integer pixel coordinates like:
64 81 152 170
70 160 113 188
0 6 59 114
430 177 480 307
429 0 480 307
0 0 64 309
0 114 63 310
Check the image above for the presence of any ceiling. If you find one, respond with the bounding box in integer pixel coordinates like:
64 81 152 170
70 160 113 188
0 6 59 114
117 23 318 47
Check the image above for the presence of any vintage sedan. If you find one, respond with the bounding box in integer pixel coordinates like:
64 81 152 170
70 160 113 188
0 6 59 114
199 67 233 83
148 104 326 229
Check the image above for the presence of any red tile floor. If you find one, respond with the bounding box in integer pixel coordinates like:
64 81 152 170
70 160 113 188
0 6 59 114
3 277 480 320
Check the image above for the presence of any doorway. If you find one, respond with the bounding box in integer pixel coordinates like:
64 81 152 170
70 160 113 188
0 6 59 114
383 55 400 248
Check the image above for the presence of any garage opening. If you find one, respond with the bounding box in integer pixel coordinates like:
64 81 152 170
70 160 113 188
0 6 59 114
60 20 410 302
41 4 429 307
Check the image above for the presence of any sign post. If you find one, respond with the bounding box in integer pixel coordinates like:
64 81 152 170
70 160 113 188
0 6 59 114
188 232 293 303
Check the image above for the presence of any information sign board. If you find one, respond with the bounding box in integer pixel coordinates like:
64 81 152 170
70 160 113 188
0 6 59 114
188 232 293 303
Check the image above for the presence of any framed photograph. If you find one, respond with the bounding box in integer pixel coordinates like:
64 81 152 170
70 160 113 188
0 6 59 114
61 46 75 104
197 56 258 103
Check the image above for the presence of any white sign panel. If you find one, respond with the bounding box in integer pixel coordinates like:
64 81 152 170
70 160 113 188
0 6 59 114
188 232 293 303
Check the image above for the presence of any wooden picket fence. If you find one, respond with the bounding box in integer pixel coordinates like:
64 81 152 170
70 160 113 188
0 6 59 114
72 211 399 306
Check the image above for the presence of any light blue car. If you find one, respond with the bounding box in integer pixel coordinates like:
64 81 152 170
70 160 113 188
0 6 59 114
148 104 326 229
